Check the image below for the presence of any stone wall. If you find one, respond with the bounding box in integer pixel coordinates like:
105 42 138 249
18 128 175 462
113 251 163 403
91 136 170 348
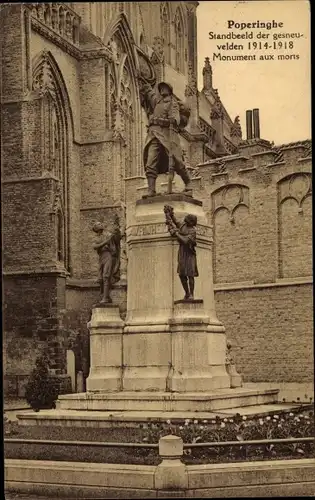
197 142 313 398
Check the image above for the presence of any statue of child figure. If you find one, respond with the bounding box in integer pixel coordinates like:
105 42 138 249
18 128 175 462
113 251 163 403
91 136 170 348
164 205 199 301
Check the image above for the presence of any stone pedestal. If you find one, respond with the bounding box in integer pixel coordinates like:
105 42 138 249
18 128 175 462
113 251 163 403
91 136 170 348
86 304 124 392
123 194 230 392
169 300 229 391
45 192 277 419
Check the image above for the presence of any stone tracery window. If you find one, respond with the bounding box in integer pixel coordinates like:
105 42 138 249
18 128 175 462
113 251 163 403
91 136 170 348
52 105 62 179
107 33 140 177
32 52 70 271
107 64 116 129
161 4 170 64
174 8 185 73
120 64 135 177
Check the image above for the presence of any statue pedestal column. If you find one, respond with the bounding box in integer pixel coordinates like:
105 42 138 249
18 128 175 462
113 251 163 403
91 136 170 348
123 194 230 392
86 304 124 392
169 300 229 392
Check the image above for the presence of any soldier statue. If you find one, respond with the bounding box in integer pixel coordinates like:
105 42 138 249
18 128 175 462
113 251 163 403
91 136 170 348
139 80 192 197
164 205 199 301
92 217 121 304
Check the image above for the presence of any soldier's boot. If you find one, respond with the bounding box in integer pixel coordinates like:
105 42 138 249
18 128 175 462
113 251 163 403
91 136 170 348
147 176 157 197
101 280 112 304
180 170 192 195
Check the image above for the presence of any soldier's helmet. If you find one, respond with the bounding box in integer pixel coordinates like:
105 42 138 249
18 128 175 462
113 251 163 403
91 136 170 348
92 221 104 233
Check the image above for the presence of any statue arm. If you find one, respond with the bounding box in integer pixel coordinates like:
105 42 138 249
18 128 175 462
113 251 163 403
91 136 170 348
173 228 196 246
171 214 181 228
140 81 157 110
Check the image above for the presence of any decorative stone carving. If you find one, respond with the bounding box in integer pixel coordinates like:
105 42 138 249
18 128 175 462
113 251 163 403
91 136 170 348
185 61 198 97
118 204 128 282
152 36 164 63
278 173 312 215
29 3 80 46
129 221 211 240
32 52 56 95
210 91 223 120
198 118 215 144
230 116 242 138
212 184 249 224
182 150 200 179
202 57 213 91
225 342 242 388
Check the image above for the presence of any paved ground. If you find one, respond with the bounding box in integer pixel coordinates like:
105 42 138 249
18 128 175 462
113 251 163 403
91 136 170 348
5 495 52 499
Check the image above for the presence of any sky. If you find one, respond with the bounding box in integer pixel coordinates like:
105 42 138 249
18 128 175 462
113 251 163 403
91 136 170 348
196 0 311 145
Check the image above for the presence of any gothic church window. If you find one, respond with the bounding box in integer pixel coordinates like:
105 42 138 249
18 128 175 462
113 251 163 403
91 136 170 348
140 33 145 52
161 4 170 64
174 8 185 73
52 105 61 179
32 52 70 272
120 65 135 177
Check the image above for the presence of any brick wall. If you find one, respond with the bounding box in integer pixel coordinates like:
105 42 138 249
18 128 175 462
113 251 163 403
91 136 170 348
3 274 68 396
215 283 313 384
3 180 57 270
197 144 313 390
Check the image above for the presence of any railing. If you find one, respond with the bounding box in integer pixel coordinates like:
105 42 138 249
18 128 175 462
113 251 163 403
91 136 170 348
29 3 80 46
199 117 215 142
5 436 313 448
5 435 315 493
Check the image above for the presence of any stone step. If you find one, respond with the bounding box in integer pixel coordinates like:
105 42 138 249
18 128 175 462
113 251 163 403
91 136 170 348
16 387 287 428
16 402 304 429
54 387 279 413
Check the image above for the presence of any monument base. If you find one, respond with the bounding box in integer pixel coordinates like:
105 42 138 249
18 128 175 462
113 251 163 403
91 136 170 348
16 386 282 430
86 304 124 393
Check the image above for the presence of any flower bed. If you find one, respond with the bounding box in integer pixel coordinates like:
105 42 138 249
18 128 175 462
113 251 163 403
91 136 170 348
138 407 314 463
4 405 314 465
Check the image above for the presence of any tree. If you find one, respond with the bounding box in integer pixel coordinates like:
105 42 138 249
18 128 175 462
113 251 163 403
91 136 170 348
25 352 59 411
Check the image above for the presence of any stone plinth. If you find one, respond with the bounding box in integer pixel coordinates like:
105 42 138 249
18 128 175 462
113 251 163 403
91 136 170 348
170 300 230 392
52 387 279 412
86 304 124 392
123 194 230 392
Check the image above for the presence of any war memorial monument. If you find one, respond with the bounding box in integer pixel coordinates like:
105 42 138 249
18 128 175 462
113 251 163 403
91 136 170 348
19 74 278 424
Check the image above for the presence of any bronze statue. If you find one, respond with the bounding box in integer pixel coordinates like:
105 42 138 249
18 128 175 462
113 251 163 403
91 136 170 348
139 80 192 197
92 217 121 304
164 205 199 301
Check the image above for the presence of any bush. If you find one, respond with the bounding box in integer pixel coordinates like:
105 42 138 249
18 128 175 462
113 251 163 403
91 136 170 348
25 353 59 411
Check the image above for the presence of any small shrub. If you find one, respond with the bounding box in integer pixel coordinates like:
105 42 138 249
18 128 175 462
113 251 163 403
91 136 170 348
25 353 59 411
